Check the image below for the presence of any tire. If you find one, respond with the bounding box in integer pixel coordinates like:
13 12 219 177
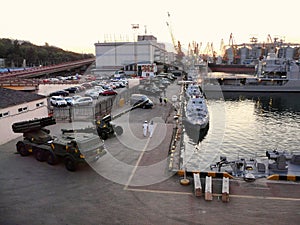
64 156 77 171
114 126 123 136
100 131 108 140
16 141 29 156
35 148 46 162
46 151 58 165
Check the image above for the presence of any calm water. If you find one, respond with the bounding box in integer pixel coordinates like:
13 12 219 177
182 92 300 171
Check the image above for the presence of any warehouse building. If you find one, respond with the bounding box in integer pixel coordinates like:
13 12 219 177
94 35 175 76
0 88 48 144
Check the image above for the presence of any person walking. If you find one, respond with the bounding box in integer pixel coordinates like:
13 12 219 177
143 121 148 137
148 120 154 138
163 97 168 105
159 96 162 105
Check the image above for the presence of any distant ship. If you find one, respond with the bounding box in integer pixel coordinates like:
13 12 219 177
203 53 300 93
207 35 300 74
208 62 256 74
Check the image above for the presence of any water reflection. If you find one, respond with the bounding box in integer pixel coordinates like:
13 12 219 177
222 92 300 113
182 92 300 171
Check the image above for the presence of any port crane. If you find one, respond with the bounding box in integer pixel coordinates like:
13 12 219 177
225 33 239 63
166 12 184 64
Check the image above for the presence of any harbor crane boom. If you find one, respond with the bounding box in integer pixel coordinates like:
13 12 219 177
166 12 184 63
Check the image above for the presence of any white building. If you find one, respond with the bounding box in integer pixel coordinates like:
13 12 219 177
94 35 175 76
0 88 48 145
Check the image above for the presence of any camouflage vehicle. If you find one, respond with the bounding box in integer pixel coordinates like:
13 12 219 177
12 117 106 171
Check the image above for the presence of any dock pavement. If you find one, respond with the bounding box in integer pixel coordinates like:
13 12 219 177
0 81 300 225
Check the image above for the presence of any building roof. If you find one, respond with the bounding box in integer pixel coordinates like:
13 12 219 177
0 88 46 109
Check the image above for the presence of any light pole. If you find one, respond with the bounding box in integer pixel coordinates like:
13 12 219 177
131 24 139 74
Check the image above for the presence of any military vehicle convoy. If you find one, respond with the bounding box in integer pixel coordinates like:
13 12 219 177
12 117 106 171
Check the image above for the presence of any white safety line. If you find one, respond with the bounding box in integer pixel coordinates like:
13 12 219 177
125 187 300 201
124 124 157 190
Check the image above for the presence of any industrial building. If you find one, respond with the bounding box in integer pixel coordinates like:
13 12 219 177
94 35 176 76
0 88 48 144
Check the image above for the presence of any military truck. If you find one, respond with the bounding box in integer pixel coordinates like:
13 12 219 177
12 117 106 171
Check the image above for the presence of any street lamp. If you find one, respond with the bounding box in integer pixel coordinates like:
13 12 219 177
131 24 139 74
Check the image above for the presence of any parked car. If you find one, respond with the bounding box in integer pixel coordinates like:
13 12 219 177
101 89 118 96
49 90 69 97
81 83 93 89
85 90 100 99
94 86 105 94
64 97 75 106
73 97 93 106
130 94 153 109
50 96 68 107
72 95 82 101
64 87 79 94
161 78 171 86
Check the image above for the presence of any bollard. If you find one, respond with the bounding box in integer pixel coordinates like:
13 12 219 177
222 177 230 202
205 176 213 201
193 173 202 197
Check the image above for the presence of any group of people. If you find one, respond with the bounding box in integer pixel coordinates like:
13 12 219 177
159 96 168 105
142 120 154 138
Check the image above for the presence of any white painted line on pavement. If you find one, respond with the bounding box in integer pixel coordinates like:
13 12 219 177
124 129 154 189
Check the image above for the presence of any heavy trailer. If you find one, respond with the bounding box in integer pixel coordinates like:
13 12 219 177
12 117 106 171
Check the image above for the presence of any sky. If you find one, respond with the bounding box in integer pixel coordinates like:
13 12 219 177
2 0 300 54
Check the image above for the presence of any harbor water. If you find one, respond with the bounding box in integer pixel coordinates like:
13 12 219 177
182 87 300 172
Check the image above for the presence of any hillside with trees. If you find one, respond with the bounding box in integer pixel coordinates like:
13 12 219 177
0 38 94 68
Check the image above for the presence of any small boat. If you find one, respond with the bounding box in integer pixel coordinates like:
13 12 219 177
210 156 269 182
210 151 300 181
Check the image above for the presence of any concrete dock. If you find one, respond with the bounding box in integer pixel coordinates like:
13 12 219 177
0 81 300 225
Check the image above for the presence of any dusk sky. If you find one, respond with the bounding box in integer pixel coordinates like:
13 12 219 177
2 0 299 54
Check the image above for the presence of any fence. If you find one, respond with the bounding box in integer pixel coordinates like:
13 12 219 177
50 86 138 122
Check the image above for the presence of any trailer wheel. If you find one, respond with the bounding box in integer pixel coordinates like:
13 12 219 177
64 156 77 171
100 131 108 140
46 151 58 165
35 148 46 162
16 141 29 156
114 126 123 136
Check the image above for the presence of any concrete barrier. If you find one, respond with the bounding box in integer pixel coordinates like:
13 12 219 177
267 174 300 181
205 176 213 201
222 177 230 202
193 173 202 197
177 170 234 179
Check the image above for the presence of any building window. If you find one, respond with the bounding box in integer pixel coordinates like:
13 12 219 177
0 111 9 118
18 107 28 113
36 102 44 108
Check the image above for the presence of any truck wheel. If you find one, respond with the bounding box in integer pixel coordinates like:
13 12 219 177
16 141 29 156
64 157 77 171
114 126 123 136
100 131 108 140
35 148 46 162
46 151 58 165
